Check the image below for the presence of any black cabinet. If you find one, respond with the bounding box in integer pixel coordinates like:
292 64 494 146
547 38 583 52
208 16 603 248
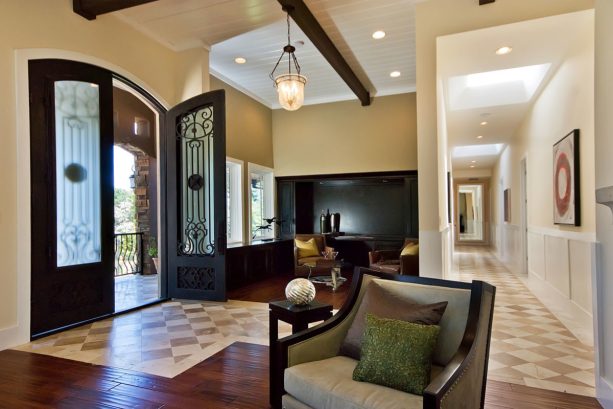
276 172 419 240
226 240 293 291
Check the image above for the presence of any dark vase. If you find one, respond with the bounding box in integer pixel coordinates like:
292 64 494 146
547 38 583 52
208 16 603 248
331 213 341 233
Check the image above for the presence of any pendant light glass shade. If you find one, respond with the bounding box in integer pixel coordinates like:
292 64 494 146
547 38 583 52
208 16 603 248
274 73 307 111
270 9 307 111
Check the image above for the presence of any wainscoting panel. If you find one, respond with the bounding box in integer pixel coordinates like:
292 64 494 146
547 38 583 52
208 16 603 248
528 231 546 280
569 240 593 314
545 235 571 297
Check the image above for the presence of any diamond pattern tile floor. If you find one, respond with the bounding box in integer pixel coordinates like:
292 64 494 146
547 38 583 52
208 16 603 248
450 246 595 397
14 299 293 378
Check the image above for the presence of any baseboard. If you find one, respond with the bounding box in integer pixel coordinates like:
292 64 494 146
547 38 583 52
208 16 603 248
597 376 613 408
521 271 593 346
0 324 28 351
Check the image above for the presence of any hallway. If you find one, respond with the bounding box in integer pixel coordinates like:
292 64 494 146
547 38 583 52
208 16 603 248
450 246 595 396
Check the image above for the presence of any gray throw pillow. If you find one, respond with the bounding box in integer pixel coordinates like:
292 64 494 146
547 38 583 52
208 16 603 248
339 281 448 359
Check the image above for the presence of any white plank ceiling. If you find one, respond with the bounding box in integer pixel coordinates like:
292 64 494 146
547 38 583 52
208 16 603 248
115 0 419 108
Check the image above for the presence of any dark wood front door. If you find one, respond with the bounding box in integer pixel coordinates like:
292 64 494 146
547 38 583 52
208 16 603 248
165 90 227 301
29 59 115 337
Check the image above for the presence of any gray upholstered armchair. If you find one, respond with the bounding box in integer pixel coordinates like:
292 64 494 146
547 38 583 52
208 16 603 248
271 268 496 409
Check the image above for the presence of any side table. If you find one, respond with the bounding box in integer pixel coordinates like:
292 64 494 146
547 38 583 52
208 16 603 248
269 299 333 408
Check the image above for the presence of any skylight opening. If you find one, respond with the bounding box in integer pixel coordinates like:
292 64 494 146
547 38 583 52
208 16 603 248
465 64 551 90
452 143 505 158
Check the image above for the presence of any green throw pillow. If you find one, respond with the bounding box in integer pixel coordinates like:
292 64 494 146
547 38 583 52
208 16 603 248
352 314 441 395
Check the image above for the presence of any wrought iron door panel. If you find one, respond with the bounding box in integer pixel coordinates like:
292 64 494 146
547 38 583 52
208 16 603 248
177 107 215 257
166 91 226 301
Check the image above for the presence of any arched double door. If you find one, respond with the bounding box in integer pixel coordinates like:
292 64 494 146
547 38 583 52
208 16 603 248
29 59 227 337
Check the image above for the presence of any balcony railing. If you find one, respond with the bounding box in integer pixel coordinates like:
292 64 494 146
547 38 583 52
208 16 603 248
114 232 144 276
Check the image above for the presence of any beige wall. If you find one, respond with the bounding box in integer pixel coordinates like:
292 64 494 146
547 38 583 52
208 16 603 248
0 0 209 343
272 93 417 177
594 0 613 405
209 75 273 242
415 0 594 276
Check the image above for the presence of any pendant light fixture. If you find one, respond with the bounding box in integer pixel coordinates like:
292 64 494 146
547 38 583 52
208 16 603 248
270 8 307 111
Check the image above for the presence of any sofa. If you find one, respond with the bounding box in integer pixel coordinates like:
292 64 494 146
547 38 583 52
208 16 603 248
368 238 419 276
271 268 496 409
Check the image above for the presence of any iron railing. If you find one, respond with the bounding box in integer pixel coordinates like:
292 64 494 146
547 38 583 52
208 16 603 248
114 232 144 276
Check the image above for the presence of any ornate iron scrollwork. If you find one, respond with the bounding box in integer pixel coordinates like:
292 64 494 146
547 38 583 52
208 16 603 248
176 106 216 256
177 266 215 290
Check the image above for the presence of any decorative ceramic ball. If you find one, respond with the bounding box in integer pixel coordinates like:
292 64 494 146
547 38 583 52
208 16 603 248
285 278 316 305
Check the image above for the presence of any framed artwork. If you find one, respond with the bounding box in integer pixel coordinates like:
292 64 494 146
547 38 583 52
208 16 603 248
503 189 511 223
553 129 580 226
447 172 452 223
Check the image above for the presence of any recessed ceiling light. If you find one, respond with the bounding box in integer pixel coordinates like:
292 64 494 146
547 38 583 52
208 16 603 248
234 57 247 64
480 121 488 126
372 31 386 40
496 46 513 55
390 71 401 78
470 165 476 168
471 160 477 163
477 135 484 139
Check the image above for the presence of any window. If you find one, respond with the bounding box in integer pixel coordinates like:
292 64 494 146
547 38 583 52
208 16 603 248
249 163 274 240
226 158 243 244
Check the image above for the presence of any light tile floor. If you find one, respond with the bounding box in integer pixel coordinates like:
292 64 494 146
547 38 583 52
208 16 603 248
115 274 160 312
450 246 595 397
15 299 292 378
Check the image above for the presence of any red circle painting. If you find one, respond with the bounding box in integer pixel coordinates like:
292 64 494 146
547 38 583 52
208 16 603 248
554 152 571 217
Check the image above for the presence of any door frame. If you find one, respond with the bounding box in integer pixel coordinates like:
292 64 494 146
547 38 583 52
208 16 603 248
12 49 169 346
520 157 529 275
453 178 490 246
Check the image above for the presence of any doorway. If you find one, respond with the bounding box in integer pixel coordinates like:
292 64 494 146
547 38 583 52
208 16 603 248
454 179 489 246
28 58 228 337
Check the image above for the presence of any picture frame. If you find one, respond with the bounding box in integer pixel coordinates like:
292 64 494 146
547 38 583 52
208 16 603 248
503 188 511 223
553 129 580 226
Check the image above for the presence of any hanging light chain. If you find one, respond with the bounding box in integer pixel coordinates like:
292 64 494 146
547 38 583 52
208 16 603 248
269 10 302 83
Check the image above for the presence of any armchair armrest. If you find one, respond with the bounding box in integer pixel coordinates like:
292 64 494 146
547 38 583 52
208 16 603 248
271 268 368 409
423 281 496 409
400 254 419 276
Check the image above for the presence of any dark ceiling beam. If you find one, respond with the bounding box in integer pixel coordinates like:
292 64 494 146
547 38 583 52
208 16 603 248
277 0 371 106
479 0 495 5
73 0 159 20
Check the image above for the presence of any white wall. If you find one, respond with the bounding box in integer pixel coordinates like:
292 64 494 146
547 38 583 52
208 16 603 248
594 0 613 406
490 9 596 344
415 0 593 279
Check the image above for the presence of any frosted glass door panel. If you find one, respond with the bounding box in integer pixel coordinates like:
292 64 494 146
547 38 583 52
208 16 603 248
55 81 102 267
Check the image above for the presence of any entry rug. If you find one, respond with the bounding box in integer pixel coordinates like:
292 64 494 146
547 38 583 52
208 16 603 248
14 299 294 378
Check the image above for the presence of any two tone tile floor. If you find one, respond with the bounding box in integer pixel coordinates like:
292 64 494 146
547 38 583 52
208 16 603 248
15 299 292 378
450 246 595 396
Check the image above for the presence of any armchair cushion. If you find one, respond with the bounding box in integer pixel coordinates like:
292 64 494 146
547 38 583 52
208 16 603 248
353 314 440 395
401 243 419 256
284 356 425 409
296 238 321 259
339 281 447 360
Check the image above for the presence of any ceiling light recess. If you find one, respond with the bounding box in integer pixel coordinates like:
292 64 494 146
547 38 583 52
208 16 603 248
480 121 488 126
477 135 484 139
390 71 401 78
270 8 307 111
234 57 247 64
496 46 513 55
372 30 386 40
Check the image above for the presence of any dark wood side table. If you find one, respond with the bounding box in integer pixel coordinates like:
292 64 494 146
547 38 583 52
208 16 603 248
269 299 333 408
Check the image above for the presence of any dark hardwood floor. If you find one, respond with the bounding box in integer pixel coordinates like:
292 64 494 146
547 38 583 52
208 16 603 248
0 343 601 408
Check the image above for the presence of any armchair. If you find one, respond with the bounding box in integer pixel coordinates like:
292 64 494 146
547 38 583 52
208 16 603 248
271 268 496 409
369 238 419 276
293 234 335 277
